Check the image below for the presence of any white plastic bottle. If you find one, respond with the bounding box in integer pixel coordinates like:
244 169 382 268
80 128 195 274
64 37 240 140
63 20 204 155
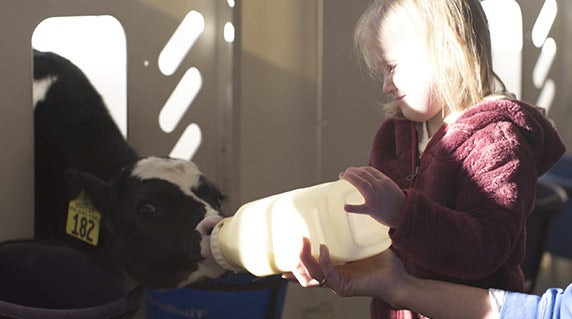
210 179 391 276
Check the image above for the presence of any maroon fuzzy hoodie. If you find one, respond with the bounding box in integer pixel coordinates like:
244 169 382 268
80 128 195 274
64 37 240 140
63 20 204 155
369 99 566 318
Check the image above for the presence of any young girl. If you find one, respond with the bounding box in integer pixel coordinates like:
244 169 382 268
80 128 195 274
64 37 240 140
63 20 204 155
285 0 566 318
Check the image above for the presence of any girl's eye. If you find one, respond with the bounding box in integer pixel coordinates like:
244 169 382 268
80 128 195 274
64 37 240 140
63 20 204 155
382 63 396 76
137 202 157 219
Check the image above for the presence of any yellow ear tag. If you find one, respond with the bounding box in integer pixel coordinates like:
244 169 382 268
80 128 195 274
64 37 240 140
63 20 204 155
66 191 101 246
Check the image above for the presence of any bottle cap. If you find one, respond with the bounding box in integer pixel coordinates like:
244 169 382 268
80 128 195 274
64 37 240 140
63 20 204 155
210 219 245 273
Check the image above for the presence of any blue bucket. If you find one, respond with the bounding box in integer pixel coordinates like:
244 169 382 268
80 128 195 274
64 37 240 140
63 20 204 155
145 272 288 319
0 240 142 319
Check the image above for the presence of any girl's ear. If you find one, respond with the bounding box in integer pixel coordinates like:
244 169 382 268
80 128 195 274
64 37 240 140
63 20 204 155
65 169 113 218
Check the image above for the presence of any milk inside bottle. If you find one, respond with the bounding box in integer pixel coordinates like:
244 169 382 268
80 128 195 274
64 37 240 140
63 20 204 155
210 179 391 276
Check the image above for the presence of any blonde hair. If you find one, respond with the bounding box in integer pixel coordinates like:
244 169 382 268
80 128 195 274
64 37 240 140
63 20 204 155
354 0 508 114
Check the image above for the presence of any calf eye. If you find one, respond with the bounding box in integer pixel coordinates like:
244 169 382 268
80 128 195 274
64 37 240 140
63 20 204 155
137 202 156 219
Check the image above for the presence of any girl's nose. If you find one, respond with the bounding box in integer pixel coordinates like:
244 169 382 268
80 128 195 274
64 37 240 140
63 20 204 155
382 72 396 95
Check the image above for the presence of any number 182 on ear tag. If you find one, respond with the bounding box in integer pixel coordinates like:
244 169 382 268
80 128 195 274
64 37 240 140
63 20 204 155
66 191 101 246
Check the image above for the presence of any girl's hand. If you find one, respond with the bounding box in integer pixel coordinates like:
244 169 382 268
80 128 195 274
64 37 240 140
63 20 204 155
282 238 407 306
340 166 405 228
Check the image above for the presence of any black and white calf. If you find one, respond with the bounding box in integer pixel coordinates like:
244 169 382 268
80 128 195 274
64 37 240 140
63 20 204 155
32 49 226 289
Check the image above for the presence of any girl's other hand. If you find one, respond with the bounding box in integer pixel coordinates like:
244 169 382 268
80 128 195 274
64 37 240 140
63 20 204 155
340 166 405 228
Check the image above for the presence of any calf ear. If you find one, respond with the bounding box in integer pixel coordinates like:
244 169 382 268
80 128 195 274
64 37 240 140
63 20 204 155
65 169 112 218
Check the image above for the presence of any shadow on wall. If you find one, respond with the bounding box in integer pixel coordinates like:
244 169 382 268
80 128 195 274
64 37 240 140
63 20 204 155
239 51 318 204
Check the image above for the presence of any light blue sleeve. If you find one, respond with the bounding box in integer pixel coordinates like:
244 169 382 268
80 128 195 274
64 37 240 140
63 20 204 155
500 284 572 318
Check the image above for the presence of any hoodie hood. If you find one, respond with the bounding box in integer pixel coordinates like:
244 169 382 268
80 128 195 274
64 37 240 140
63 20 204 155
443 99 566 176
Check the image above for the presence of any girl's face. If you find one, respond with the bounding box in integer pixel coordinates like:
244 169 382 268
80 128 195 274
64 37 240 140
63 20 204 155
379 17 443 124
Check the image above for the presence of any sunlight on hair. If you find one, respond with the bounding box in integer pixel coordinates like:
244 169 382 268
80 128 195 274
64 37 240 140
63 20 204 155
158 10 205 76
32 16 127 137
532 0 558 48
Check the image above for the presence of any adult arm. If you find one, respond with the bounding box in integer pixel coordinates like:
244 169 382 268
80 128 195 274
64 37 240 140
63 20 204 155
286 240 496 319
394 274 495 319
288 240 572 319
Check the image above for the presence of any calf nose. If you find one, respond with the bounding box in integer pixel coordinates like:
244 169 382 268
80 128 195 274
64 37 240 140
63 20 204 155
196 215 222 236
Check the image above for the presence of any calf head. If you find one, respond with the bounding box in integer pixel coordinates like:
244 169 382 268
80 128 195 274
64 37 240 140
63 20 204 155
66 157 227 289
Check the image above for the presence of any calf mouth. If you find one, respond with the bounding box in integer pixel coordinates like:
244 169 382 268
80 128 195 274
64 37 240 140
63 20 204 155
175 214 227 287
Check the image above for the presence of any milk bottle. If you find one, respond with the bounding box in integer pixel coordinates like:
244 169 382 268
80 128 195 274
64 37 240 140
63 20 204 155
210 179 391 276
